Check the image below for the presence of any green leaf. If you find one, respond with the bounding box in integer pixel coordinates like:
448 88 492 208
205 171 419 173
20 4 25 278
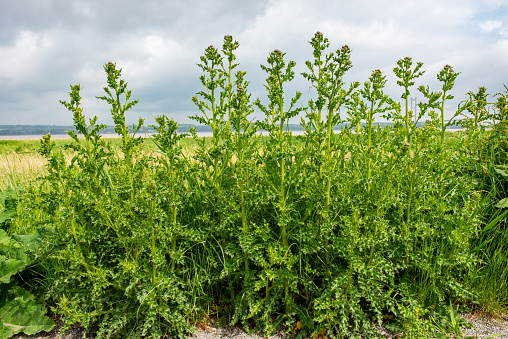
0 230 21 252
0 255 25 284
0 188 18 202
0 284 54 338
11 227 52 256
495 198 508 208
0 229 32 284
494 167 508 177
0 188 18 225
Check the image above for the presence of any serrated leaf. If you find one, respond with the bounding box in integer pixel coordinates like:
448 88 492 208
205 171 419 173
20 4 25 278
0 284 54 337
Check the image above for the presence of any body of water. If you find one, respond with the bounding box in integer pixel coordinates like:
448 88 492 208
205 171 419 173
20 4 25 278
0 130 291 140
0 128 468 140
0 133 155 140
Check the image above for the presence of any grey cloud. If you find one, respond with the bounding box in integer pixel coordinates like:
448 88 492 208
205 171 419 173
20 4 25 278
0 0 507 126
0 0 270 43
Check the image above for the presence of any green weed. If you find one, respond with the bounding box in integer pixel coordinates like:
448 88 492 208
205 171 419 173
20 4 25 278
5 32 508 339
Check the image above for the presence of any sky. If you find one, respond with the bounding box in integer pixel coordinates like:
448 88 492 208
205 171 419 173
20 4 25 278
0 0 507 126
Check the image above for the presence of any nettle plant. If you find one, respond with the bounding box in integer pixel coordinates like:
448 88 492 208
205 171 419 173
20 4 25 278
41 63 199 339
393 56 425 143
301 32 359 268
29 32 499 339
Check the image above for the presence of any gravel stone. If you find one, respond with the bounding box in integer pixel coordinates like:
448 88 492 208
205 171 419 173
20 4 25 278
461 313 508 339
9 313 508 339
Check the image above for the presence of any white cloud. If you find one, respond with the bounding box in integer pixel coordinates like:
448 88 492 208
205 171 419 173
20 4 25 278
0 31 53 85
477 19 503 32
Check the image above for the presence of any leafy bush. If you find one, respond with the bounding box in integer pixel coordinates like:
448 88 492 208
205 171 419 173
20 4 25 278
20 33 506 339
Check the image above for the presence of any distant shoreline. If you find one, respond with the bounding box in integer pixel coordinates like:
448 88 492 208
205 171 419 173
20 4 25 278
0 122 467 140
0 131 307 140
0 132 192 140
0 128 469 140
0 133 156 140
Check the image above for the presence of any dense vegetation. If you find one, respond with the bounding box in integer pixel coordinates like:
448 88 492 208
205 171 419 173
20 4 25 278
2 32 508 339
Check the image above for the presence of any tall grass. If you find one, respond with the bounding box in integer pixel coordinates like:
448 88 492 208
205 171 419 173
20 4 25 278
464 85 508 317
0 153 47 190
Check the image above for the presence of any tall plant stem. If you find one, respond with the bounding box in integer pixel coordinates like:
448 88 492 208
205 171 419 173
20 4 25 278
151 223 157 284
393 57 425 222
405 87 413 223
225 55 234 166
96 62 141 202
406 165 414 223
440 90 447 146
240 177 249 274
393 57 424 144
405 94 413 223
302 34 357 269
359 69 389 196
324 109 333 267
237 139 249 275
122 124 134 201
278 91 289 302
256 48 302 313
405 95 410 143
436 65 460 183
231 68 254 279
367 101 374 193
150 116 188 274
170 159 177 273
211 86 220 191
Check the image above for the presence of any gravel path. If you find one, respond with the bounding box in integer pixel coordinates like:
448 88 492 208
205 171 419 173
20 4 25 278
461 313 508 338
9 314 508 339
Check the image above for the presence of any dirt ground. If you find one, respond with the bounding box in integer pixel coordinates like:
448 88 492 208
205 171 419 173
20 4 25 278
9 313 508 339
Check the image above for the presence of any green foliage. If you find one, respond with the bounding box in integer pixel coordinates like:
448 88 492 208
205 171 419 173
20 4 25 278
418 64 461 145
0 188 18 230
9 32 508 339
0 227 54 338
38 66 199 339
96 62 141 138
0 284 55 338
459 86 490 133
465 85 508 316
393 56 425 142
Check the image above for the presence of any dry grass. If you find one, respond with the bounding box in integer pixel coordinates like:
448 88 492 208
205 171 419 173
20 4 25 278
0 153 48 190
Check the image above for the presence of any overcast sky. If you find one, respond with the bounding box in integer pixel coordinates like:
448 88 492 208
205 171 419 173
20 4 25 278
0 0 507 126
